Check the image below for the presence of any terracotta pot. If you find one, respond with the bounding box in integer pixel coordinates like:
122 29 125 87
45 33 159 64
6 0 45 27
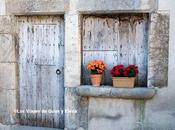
90 74 103 87
112 77 136 88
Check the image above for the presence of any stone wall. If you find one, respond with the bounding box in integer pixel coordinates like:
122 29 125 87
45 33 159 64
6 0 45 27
148 11 169 87
0 15 18 125
0 0 174 130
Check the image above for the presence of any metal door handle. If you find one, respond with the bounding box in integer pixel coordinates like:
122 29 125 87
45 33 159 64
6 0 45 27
56 69 61 75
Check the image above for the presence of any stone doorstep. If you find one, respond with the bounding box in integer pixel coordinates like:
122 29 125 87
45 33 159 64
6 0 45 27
0 125 63 130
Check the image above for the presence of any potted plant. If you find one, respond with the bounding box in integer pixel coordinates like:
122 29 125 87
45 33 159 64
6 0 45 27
87 60 106 87
110 64 139 88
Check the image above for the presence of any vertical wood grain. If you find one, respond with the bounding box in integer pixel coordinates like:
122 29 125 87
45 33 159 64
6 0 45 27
18 16 64 128
82 14 148 86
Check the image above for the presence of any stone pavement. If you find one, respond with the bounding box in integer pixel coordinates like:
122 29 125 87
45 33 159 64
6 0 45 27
0 124 62 130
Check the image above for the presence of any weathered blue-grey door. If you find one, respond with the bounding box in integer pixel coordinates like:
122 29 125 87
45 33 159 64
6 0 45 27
18 16 64 128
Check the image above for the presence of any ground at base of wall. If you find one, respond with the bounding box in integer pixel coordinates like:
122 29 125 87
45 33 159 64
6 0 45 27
0 124 63 130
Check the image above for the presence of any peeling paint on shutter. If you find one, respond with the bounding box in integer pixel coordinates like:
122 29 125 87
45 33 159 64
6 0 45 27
82 14 149 86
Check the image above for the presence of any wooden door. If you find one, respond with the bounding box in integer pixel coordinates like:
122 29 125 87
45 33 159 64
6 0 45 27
18 16 64 128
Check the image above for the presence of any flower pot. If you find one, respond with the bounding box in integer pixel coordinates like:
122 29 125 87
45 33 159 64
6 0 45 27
112 77 136 88
90 74 103 87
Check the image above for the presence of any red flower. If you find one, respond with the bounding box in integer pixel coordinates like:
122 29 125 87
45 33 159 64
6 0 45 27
110 65 124 77
110 64 139 77
123 71 128 77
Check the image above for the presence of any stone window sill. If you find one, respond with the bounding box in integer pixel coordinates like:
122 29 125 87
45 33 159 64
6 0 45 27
76 85 156 99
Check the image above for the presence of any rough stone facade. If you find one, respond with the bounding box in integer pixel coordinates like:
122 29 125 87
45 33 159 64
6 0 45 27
0 15 18 125
0 0 174 130
77 0 157 13
6 0 68 15
148 11 169 87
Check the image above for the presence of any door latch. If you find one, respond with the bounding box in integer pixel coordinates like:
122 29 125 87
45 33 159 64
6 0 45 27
56 69 61 75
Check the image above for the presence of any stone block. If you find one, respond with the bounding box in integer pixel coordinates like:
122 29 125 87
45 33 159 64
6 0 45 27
64 13 81 87
0 16 16 34
0 0 5 15
64 87 88 130
0 89 17 125
148 11 170 88
76 86 156 99
77 97 88 130
149 34 169 49
6 0 68 15
150 12 170 35
148 58 168 87
149 47 168 60
144 88 175 130
64 87 80 130
88 98 149 130
0 34 17 62
88 98 137 130
0 63 17 90
76 0 157 13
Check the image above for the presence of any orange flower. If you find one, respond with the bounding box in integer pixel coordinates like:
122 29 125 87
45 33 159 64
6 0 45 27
87 60 107 74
